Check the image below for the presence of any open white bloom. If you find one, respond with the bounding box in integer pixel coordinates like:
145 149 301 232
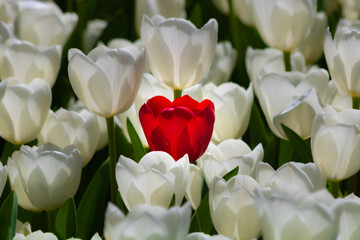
7 143 82 211
0 79 51 144
68 45 146 117
104 202 191 240
201 41 237 86
135 0 186 35
38 108 100 167
212 0 254 26
256 69 334 139
83 19 107 53
311 105 360 181
116 73 173 147
141 15 218 89
324 21 360 97
297 12 328 64
15 1 78 47
116 151 189 210
210 175 261 240
185 164 202 210
186 232 231 240
198 139 263 186
254 186 337 240
0 39 61 87
255 162 327 193
183 82 253 142
0 162 7 197
250 0 315 51
13 230 58 240
332 194 360 240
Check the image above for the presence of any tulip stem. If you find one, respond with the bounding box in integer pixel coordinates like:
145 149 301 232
283 51 291 72
352 96 360 109
174 89 182 99
47 210 57 233
106 116 118 204
331 181 339 198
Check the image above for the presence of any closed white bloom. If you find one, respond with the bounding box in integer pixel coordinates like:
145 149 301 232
211 0 254 26
7 143 82 211
116 73 173 147
104 202 191 240
255 162 327 193
186 232 231 240
209 175 261 240
256 69 334 139
311 105 360 181
198 139 263 186
15 1 78 47
141 15 218 89
116 151 190 210
245 47 307 93
68 45 146 117
16 220 31 236
324 21 360 97
0 162 7 197
0 39 61 87
183 82 253 142
0 78 51 144
38 108 100 167
297 12 328 64
83 19 107 53
185 164 202 210
332 194 360 240
250 0 315 51
135 0 186 35
254 186 337 240
13 230 58 240
201 41 237 86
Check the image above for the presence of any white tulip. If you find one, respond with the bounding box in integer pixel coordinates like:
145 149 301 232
83 19 107 53
13 230 58 240
198 139 263 186
135 0 186 35
68 45 146 117
256 69 333 139
311 105 360 181
16 220 31 236
141 15 218 89
0 21 14 43
7 143 82 211
38 108 100 167
116 151 189 210
0 162 7 198
324 21 360 97
104 202 191 240
116 73 173 147
186 232 231 240
185 164 202 210
250 0 315 51
255 162 327 193
211 0 254 26
0 0 17 24
15 1 78 47
201 41 237 86
209 175 261 240
0 78 51 144
0 38 61 87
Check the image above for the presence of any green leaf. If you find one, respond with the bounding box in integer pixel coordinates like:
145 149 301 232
127 117 146 162
281 124 313 164
168 194 176 208
223 166 239 182
77 158 110 240
189 193 213 234
55 198 77 239
0 192 18 240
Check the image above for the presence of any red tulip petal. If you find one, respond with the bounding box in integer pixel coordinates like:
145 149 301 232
150 126 171 154
196 99 215 112
172 95 199 112
146 95 172 116
139 104 158 150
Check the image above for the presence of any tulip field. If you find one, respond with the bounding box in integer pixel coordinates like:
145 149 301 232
1 0 360 239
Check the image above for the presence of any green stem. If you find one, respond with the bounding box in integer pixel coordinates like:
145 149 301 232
352 96 360 109
106 116 117 204
47 210 57 233
331 181 339 198
283 51 291 72
174 89 182 99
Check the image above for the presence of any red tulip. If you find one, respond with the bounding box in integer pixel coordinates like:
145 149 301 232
139 95 215 162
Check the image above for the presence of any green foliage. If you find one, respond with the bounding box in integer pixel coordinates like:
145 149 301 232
127 117 146 162
0 192 18 240
55 198 77 239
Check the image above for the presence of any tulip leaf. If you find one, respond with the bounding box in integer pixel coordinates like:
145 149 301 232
281 124 313 163
223 166 239 182
189 192 213 234
77 158 110 240
0 192 18 240
168 194 176 208
55 198 76 239
126 117 146 162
